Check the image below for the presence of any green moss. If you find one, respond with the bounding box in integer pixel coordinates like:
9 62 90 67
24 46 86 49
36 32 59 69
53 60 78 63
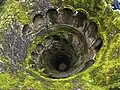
0 0 120 90
0 0 30 30
0 73 20 90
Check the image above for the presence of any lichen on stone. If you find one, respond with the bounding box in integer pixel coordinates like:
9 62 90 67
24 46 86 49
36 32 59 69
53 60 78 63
0 0 120 90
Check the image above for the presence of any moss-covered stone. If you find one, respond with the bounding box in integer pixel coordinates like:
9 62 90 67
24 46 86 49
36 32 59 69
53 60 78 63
0 0 120 90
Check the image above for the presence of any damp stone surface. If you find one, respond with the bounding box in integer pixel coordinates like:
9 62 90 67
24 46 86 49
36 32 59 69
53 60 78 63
0 0 120 90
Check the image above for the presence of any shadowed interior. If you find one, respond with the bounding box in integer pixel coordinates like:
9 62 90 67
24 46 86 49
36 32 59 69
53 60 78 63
29 19 103 78
49 51 71 72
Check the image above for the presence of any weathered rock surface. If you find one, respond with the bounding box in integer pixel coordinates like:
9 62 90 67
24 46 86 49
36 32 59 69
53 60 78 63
0 0 120 90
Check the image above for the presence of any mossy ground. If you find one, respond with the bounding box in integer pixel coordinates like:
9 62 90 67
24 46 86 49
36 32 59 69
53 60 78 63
0 0 120 90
